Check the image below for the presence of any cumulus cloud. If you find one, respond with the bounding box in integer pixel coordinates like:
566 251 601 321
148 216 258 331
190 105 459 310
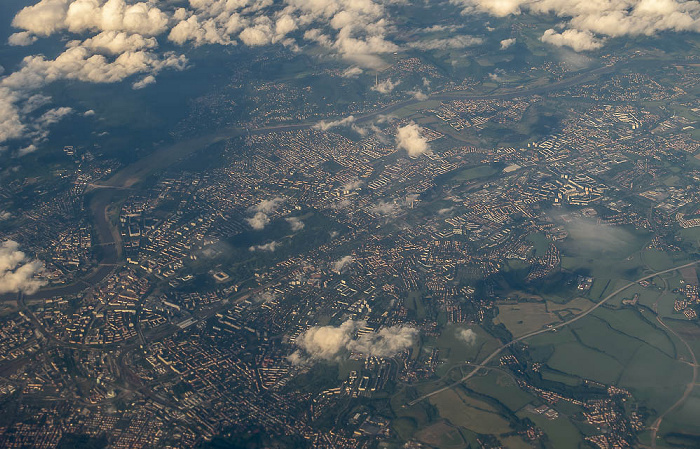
332 255 353 272
0 240 46 294
313 115 355 131
500 37 516 49
292 320 417 363
396 122 430 157
285 216 305 231
246 211 270 230
540 28 604 51
12 0 170 37
246 197 284 230
456 328 477 345
249 241 279 252
452 0 700 52
371 78 398 94
8 32 38 46
0 211 12 221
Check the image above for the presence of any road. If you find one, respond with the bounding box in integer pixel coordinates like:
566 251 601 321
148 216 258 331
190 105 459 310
407 260 700 406
649 315 698 447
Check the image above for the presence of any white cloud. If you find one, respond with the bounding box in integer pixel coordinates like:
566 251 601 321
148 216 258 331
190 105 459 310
285 216 305 231
500 37 516 49
332 255 353 272
132 74 156 89
407 35 483 50
0 211 12 221
456 328 477 345
452 0 700 52
249 241 279 252
371 78 398 94
12 0 170 37
313 115 355 131
83 109 96 116
341 66 363 78
540 28 604 51
341 178 363 192
369 200 398 216
8 32 38 46
246 211 270 230
246 197 284 230
293 319 417 362
17 144 38 156
407 90 428 101
396 122 430 157
80 30 158 54
0 240 46 294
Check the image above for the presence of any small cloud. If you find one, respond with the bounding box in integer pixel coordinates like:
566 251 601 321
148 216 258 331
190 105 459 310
293 320 417 362
313 115 355 131
285 216 305 231
8 31 37 46
332 255 353 272
407 90 429 101
17 144 38 157
540 29 603 52
132 75 156 90
0 240 46 294
369 200 398 216
396 122 430 157
246 211 270 230
500 38 516 49
342 66 363 78
83 109 96 117
456 328 477 346
249 241 279 252
371 78 398 94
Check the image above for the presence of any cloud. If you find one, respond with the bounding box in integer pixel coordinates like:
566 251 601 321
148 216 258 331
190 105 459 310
83 109 96 116
132 74 155 89
292 320 417 363
369 200 398 216
341 178 363 192
246 211 270 230
249 241 279 252
313 115 355 131
540 28 604 51
80 30 158 54
0 211 12 221
371 78 398 94
12 0 170 37
246 197 284 230
0 240 46 294
396 122 430 157
8 32 38 46
500 37 516 49
452 0 700 52
407 90 428 101
332 255 353 272
407 35 483 50
341 66 363 78
285 216 305 231
17 144 38 157
251 197 284 213
456 328 477 345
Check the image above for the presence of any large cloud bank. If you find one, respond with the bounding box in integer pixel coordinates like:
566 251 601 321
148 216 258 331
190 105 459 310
290 319 418 364
0 240 47 294
451 0 700 51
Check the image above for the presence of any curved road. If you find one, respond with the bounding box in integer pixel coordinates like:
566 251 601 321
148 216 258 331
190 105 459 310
407 260 700 406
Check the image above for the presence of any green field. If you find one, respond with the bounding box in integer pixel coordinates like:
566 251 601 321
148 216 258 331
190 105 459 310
451 165 499 182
